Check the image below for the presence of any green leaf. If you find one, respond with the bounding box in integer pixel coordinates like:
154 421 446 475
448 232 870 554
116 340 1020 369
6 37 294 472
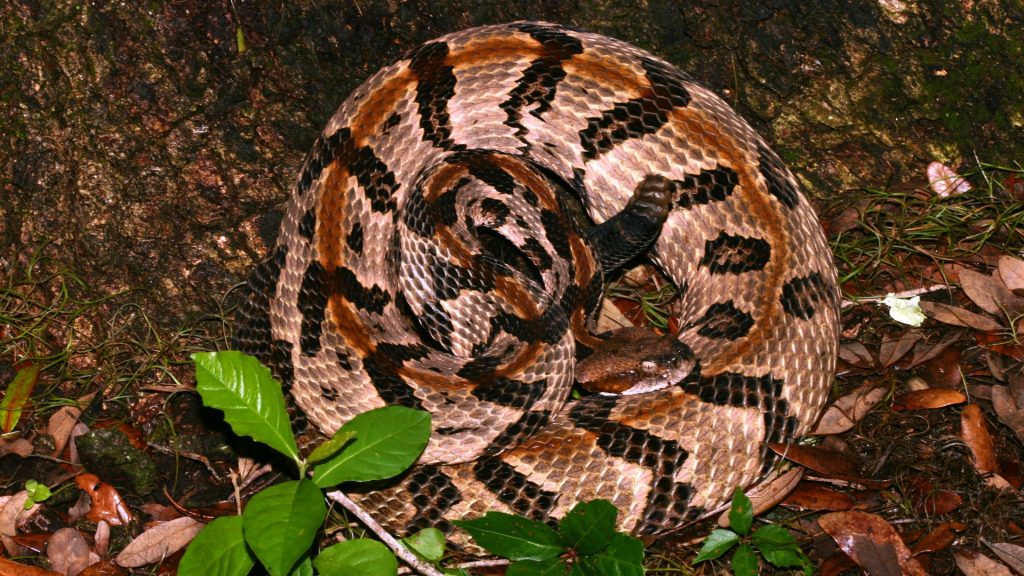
558 499 616 555
762 547 810 569
728 487 753 536
403 527 446 563
314 539 397 576
731 543 758 576
192 351 298 462
1 361 38 433
307 429 356 465
178 516 255 576
751 523 798 550
313 406 430 487
693 529 740 562
576 533 644 576
507 558 567 576
242 479 326 576
453 512 563 561
290 556 313 576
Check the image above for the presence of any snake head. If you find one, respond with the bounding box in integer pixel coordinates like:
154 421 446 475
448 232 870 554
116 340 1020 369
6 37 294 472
576 327 696 396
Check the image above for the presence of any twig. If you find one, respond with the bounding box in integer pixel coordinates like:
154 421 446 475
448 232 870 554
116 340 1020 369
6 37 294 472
841 284 948 308
326 490 444 576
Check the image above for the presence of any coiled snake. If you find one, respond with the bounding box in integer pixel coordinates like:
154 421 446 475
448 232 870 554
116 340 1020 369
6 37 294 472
234 21 840 541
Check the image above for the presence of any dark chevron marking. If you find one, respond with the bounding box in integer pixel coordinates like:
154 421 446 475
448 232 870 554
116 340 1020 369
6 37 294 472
404 465 462 533
407 41 461 150
329 266 390 315
781 272 831 319
578 56 692 159
346 221 363 254
757 141 799 209
502 23 584 137
674 166 738 209
297 261 328 355
700 231 771 274
694 301 755 340
472 456 557 518
568 398 696 534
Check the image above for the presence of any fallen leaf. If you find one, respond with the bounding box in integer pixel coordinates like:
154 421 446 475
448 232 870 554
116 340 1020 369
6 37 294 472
959 269 1024 317
718 468 803 527
114 516 204 568
782 482 854 511
879 332 921 367
814 385 887 435
75 474 135 527
903 331 962 368
975 331 1024 361
0 438 33 457
839 341 875 368
953 549 1013 576
818 511 927 576
48 528 95 576
0 557 62 576
960 404 998 476
0 361 39 433
927 162 971 196
767 443 860 478
48 406 84 457
998 255 1024 293
79 560 127 576
0 491 37 556
918 301 1002 331
910 522 965 556
991 385 1024 443
918 345 964 389
818 553 857 576
984 541 1024 574
892 389 966 411
905 477 963 515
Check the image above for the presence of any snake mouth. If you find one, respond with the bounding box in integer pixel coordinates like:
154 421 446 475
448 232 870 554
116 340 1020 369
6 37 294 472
576 327 697 395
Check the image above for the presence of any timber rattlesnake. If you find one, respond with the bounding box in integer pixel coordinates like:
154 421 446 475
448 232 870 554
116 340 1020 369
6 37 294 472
234 21 840 540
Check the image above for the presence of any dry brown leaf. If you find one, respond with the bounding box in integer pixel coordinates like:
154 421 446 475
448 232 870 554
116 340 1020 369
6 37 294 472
879 332 921 367
782 482 854 511
814 385 887 435
75 474 135 527
906 477 963 515
839 341 875 368
910 522 964 556
767 443 860 478
919 301 1002 331
48 405 84 457
48 528 96 576
985 541 1024 574
0 438 33 457
991 385 1024 443
999 255 1024 293
904 331 962 368
892 389 966 411
961 404 998 476
0 557 62 576
0 491 37 557
954 549 1013 576
114 516 204 568
818 511 927 576
718 468 803 527
79 560 127 576
959 268 1024 316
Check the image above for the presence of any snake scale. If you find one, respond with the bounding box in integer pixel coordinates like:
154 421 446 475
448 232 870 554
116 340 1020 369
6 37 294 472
233 21 840 542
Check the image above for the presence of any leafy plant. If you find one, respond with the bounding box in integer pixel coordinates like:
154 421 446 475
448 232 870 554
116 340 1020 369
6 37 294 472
180 351 431 576
694 488 813 576
23 479 52 510
453 499 645 575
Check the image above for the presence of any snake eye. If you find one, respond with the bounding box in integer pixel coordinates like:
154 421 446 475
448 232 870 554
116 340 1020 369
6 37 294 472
641 360 657 373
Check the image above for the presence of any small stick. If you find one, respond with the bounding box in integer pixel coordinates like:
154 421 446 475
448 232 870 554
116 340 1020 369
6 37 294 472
326 490 444 576
842 284 948 308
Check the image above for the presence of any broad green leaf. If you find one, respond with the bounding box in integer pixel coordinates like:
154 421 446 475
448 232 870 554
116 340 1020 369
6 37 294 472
693 528 740 562
403 527 446 563
731 543 758 576
307 429 356 465
728 487 753 536
751 523 798 550
242 479 325 576
192 351 298 462
1 361 38 433
178 516 255 576
290 556 313 576
507 558 567 576
762 546 811 569
453 512 563 561
558 499 616 555
576 533 644 576
313 406 430 487
314 539 397 576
